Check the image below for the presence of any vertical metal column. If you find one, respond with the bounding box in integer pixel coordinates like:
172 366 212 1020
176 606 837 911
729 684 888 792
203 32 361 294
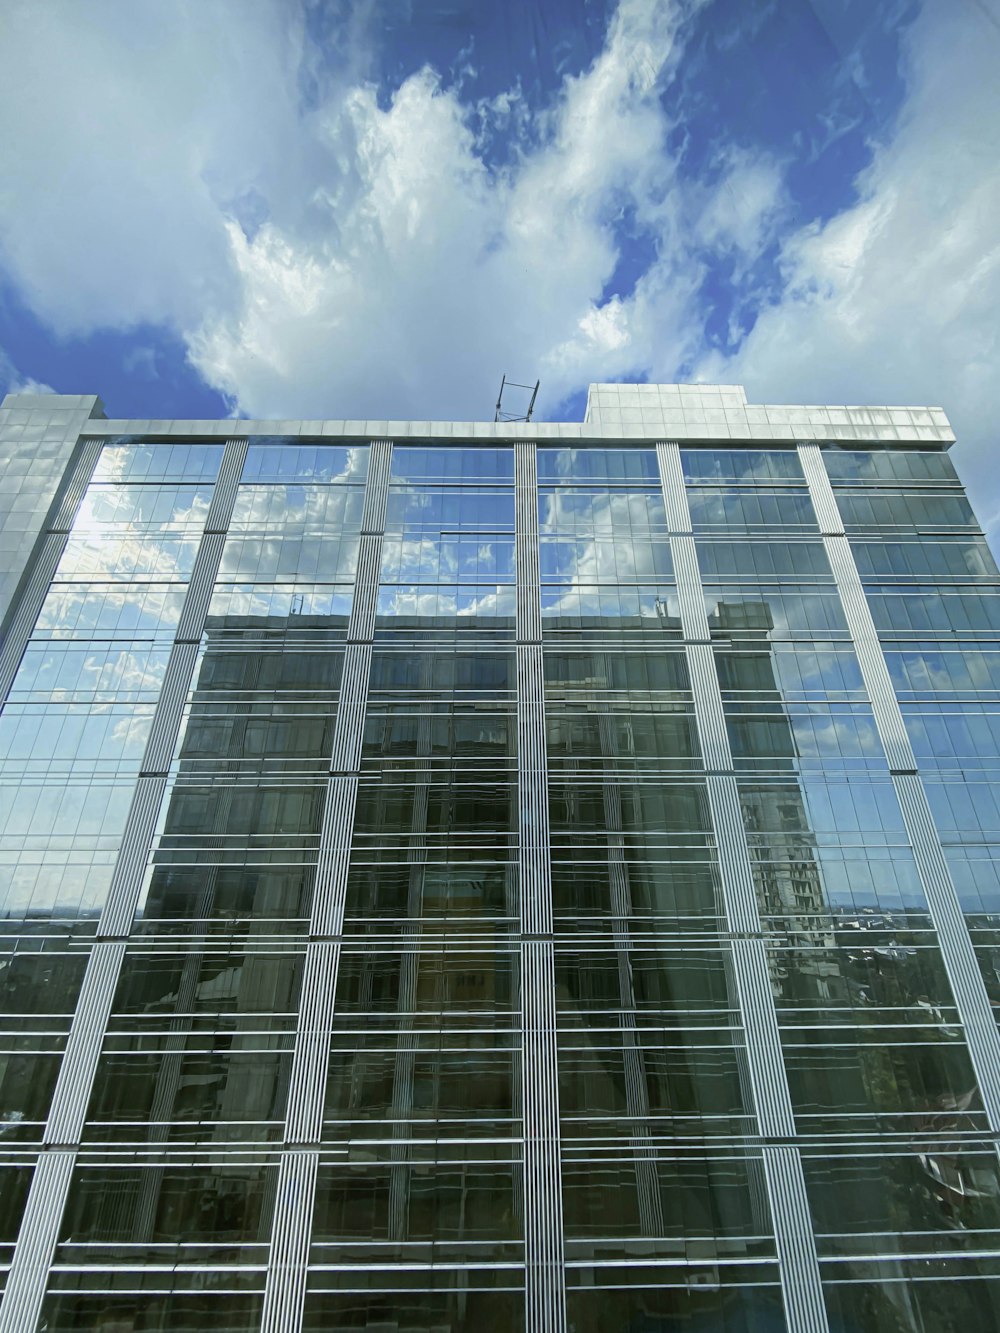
260 439 393 1333
799 443 1000 1129
656 440 829 1333
0 436 104 701
0 436 249 1333
515 440 567 1333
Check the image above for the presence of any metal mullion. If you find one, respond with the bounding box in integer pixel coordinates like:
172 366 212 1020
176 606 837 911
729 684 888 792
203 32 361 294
515 439 567 1333
262 438 390 1333
0 1150 76 1333
0 432 104 701
656 439 829 1333
0 436 250 1332
799 443 1000 1132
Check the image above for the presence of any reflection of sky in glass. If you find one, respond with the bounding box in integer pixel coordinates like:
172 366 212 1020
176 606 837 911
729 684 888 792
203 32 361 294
376 586 515 621
384 487 514 532
380 536 514 584
716 649 865 700
219 534 360 583
902 704 1000 768
887 649 1000 697
704 586 849 638
93 443 224 484
868 590 1000 634
682 450 804 484
539 488 666 536
0 705 153 775
207 585 353 623
696 540 832 581
825 451 957 485
852 538 998 580
35 584 186 638
837 491 976 529
8 645 171 702
228 484 364 529
240 443 369 484
688 488 817 530
537 449 658 485
390 447 513 483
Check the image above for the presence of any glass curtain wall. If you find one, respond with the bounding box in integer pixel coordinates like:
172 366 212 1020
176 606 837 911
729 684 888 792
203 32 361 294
3 431 1000 1331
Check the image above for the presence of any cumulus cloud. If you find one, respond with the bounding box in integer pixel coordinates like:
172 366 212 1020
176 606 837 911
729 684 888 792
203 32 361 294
1 0 997 549
0 0 783 422
0 0 314 333
0 349 55 397
697 0 1000 537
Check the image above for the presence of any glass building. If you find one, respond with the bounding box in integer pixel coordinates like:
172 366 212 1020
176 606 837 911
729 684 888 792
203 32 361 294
0 382 998 1332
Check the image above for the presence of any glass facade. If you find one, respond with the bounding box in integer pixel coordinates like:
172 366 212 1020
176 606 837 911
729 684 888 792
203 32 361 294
0 390 998 1332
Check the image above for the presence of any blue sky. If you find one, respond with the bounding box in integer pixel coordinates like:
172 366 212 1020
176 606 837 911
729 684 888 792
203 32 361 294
1 0 999 532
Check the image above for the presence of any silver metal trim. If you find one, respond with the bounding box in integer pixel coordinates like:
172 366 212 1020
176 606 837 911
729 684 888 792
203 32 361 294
140 641 199 773
260 1150 319 1333
0 1150 76 1333
522 940 567 1333
0 533 67 702
669 534 711 642
284 943 341 1144
517 642 551 938
328 643 373 774
655 440 692 533
97 775 168 937
259 446 391 1333
310 776 359 937
706 775 762 936
515 438 566 1331
346 537 382 643
894 773 1000 1128
50 437 104 532
656 442 828 1332
798 447 1000 1132
763 1145 831 1333
797 443 844 535
687 642 731 770
360 439 393 534
731 937 796 1138
174 532 226 642
515 440 541 643
203 437 248 532
821 534 917 771
44 942 125 1145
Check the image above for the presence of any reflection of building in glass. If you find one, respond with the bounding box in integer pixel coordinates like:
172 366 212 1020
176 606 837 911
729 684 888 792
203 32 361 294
1 384 1000 1332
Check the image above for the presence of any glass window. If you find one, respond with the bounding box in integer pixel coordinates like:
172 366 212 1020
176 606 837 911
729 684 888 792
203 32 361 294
824 448 958 484
93 442 224 484
682 448 804 483
538 447 659 484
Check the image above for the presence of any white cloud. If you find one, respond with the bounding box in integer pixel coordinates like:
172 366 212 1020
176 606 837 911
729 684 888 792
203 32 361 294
0 0 314 333
4 0 995 562
0 349 54 398
0 0 776 423
697 1 1000 540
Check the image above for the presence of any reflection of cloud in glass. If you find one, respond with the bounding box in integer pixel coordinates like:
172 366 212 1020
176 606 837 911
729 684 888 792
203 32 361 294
93 443 224 485
241 444 368 485
380 536 515 584
36 585 186 638
0 705 153 770
376 586 515 620
10 645 170 701
229 484 364 529
207 584 353 621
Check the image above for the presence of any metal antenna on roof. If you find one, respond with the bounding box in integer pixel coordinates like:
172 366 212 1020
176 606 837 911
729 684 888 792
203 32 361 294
494 375 540 423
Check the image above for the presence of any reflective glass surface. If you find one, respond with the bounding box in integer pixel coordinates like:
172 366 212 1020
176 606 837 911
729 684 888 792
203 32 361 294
5 432 1000 1329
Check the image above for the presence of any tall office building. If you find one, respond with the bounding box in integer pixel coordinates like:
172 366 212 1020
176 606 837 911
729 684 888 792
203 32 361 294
0 382 998 1332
